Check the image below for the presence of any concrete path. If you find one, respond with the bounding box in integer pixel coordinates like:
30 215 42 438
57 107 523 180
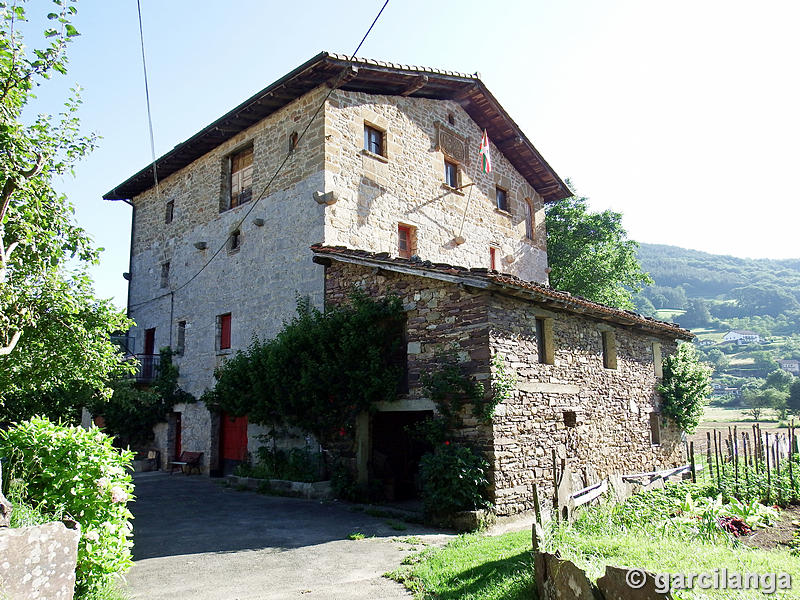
123 472 452 600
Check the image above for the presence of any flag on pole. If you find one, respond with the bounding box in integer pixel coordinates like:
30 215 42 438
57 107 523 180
479 129 492 173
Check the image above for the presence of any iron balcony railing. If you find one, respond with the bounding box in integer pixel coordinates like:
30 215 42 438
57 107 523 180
133 354 161 383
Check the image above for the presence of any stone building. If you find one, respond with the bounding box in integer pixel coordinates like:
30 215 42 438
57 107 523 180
105 52 691 512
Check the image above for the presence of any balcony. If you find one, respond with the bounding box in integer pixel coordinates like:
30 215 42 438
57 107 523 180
133 354 161 384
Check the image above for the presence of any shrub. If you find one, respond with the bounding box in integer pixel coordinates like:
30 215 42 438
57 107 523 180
658 343 712 433
0 417 134 595
419 445 490 516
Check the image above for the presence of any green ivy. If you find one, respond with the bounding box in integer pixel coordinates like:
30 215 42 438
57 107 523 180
206 291 405 445
657 343 712 433
419 445 490 515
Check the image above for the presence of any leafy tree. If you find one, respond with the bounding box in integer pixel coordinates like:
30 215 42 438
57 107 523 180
545 183 652 309
657 343 712 433
704 348 729 371
742 384 770 422
207 292 404 445
0 0 132 420
677 298 712 329
763 368 794 394
788 379 800 418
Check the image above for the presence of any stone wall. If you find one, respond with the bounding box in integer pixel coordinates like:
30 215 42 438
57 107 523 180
0 520 80 600
323 258 685 516
488 295 684 515
322 90 549 283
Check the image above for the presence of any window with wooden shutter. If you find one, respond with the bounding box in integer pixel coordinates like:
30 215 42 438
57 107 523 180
230 147 253 208
218 313 232 350
398 224 416 259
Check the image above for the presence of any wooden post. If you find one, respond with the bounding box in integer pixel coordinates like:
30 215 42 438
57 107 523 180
689 441 696 483
733 425 739 496
774 438 781 505
713 429 722 486
765 432 772 504
706 431 712 484
551 448 559 523
789 423 796 500
752 424 759 473
532 482 542 552
743 431 750 490
728 426 734 461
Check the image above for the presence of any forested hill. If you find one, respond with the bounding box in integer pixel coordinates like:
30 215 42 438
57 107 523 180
637 244 800 299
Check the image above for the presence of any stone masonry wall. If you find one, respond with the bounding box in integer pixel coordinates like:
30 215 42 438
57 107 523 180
322 90 549 283
488 294 684 516
323 259 685 517
127 86 329 468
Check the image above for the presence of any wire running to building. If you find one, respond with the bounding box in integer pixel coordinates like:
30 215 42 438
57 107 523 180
128 0 391 310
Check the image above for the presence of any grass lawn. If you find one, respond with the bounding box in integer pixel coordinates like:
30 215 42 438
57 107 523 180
390 484 800 600
656 308 686 320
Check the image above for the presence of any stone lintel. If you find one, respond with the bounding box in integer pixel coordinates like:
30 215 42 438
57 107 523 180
518 382 580 395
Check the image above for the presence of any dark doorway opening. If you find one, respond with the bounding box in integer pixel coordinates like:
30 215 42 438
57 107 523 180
220 413 248 475
371 410 432 501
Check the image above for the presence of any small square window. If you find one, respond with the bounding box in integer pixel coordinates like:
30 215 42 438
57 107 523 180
364 124 385 156
160 262 170 288
165 200 174 224
218 313 232 351
229 146 253 209
444 160 459 188
496 187 508 212
398 224 416 259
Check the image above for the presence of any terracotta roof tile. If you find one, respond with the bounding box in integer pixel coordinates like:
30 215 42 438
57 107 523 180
311 244 693 340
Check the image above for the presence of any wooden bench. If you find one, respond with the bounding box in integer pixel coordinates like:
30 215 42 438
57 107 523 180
169 451 203 475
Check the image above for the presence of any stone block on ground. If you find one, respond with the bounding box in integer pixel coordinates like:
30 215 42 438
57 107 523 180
596 565 673 600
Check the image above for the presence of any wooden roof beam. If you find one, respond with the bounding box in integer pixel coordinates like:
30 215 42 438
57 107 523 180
400 75 429 96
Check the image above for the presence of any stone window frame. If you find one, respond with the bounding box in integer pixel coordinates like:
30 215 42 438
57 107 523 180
601 330 618 370
495 186 509 213
535 316 555 365
160 261 170 289
363 123 387 160
216 313 232 353
444 158 460 189
652 341 663 377
220 143 254 212
649 412 662 446
397 223 417 259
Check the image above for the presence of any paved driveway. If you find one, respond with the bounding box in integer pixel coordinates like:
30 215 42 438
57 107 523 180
124 473 452 600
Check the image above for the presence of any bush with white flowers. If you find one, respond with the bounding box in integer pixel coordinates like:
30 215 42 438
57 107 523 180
0 417 134 595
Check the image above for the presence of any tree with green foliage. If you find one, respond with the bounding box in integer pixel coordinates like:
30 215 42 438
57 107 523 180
207 292 404 445
0 0 133 422
763 368 794 394
742 383 771 422
657 343 712 433
677 298 712 329
788 379 800 417
545 183 652 309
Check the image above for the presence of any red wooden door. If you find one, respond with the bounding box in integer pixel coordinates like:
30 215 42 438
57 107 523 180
221 413 248 462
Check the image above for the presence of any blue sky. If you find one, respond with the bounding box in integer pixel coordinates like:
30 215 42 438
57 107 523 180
27 0 800 307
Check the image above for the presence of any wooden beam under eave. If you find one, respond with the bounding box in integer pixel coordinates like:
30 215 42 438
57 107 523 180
400 75 429 96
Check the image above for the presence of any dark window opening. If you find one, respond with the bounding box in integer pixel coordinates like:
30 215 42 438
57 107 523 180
176 320 186 355
489 246 498 271
447 112 455 125
364 124 385 156
229 230 241 252
563 411 577 427
602 331 617 369
289 131 298 150
524 199 534 240
165 200 174 224
496 187 508 212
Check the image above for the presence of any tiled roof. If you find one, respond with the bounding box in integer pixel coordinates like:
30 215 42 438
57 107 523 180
311 245 693 340
104 51 570 203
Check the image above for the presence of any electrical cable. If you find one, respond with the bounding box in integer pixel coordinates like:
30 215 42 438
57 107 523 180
128 0 391 310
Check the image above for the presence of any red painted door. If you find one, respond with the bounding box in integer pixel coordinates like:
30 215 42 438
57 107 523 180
221 413 248 462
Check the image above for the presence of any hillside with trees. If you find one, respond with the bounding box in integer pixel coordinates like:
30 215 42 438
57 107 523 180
633 243 800 419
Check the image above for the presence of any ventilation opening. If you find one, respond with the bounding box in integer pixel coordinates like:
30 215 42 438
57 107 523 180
563 411 577 428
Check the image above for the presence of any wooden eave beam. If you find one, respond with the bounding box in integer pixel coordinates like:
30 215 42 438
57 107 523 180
400 75 429 96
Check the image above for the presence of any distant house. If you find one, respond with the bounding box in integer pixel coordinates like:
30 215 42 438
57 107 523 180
722 330 761 345
697 339 715 347
777 359 800 375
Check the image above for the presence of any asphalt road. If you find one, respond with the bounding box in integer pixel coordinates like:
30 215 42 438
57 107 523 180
123 472 452 600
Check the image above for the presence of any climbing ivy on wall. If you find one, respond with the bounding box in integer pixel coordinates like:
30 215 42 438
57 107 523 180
205 291 405 445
